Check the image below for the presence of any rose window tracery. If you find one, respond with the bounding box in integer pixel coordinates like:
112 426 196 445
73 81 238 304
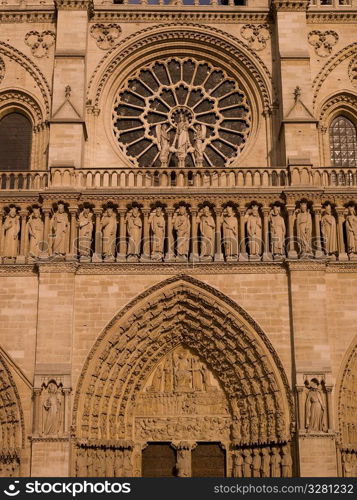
113 57 251 168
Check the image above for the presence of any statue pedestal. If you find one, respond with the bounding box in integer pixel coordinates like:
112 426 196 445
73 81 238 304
238 252 248 261
92 253 103 262
189 253 199 263
140 254 151 263
298 433 337 477
249 254 261 262
348 253 357 261
338 252 348 261
16 255 26 264
288 250 298 259
314 250 324 259
262 252 273 262
116 254 126 263
214 253 224 262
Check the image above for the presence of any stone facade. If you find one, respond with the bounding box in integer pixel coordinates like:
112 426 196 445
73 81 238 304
0 0 357 478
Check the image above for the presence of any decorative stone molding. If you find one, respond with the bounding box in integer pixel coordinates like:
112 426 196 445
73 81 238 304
0 90 45 125
0 57 5 84
240 24 271 52
55 0 93 11
308 30 339 58
0 12 56 24
307 11 357 24
272 0 310 12
25 31 56 58
348 56 357 88
318 92 357 127
90 24 121 50
337 340 357 452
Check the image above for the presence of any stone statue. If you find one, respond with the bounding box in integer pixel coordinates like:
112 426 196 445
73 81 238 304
175 114 190 168
149 206 165 260
126 206 142 260
252 448 261 477
193 124 206 168
123 449 133 477
150 365 163 392
243 449 252 477
192 358 204 391
27 207 44 258
232 450 244 477
296 202 312 255
342 453 353 478
269 205 285 257
76 448 88 477
281 445 293 477
78 207 93 259
3 207 20 258
198 205 215 260
43 382 62 435
176 447 191 477
270 447 281 477
156 123 171 168
260 447 271 477
321 204 337 256
173 205 190 260
51 203 69 256
174 352 192 392
101 207 117 260
222 206 238 260
346 205 357 255
246 204 262 257
305 379 326 432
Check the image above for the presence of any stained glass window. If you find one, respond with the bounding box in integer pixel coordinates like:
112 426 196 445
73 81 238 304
329 116 357 168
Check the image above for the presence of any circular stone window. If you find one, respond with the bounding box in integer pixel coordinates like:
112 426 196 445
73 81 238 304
113 57 251 168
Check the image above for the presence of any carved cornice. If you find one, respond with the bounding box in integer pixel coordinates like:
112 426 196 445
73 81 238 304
307 11 357 24
0 9 55 24
298 432 336 440
287 260 327 272
0 265 37 277
272 0 309 12
55 0 92 11
29 436 69 443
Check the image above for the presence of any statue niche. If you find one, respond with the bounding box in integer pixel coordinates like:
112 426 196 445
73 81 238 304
133 346 231 443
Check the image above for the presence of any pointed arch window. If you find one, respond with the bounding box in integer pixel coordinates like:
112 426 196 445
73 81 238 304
329 116 357 168
0 112 32 170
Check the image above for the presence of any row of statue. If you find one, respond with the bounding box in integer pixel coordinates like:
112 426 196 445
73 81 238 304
1 201 357 262
75 446 133 478
232 445 292 478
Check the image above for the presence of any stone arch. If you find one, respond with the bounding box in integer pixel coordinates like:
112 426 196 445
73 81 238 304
73 275 294 477
0 348 25 477
336 334 357 477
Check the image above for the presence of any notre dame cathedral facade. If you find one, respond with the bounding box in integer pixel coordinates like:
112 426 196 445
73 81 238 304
0 0 356 479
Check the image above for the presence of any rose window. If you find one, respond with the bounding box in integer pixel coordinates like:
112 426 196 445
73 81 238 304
113 58 251 168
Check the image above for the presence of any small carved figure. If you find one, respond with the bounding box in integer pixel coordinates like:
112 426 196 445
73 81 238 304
321 203 337 256
232 450 244 477
269 205 286 256
296 202 312 255
243 449 252 477
156 123 171 168
252 448 261 477
51 203 69 256
260 447 271 477
222 206 238 260
193 124 206 168
346 205 357 255
149 206 165 260
342 453 353 478
281 444 293 477
126 206 142 260
149 365 163 392
270 446 281 477
198 205 215 260
175 114 191 168
176 448 191 477
78 207 93 258
246 204 262 257
174 352 192 392
27 207 44 258
192 358 204 391
173 205 190 259
43 382 62 435
3 207 20 258
101 206 117 260
305 378 326 432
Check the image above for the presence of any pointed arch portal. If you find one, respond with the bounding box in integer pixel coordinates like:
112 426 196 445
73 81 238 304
73 276 294 477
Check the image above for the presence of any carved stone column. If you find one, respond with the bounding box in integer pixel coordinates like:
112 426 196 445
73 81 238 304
286 205 298 259
190 206 199 262
313 205 324 259
238 208 248 261
336 207 348 261
117 208 127 262
0 206 3 262
165 207 175 262
296 384 306 433
67 207 78 261
262 206 272 261
141 207 150 262
172 441 196 477
42 207 51 258
32 388 42 435
17 208 28 263
92 207 102 262
214 207 224 262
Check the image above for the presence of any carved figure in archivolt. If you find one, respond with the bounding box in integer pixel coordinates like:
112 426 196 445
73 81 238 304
156 123 171 168
149 206 165 260
321 203 337 256
27 207 43 258
43 381 62 435
2 207 20 258
305 379 326 432
296 202 312 255
246 204 262 256
78 207 93 258
173 206 190 259
222 206 238 260
101 206 117 259
193 124 206 168
269 205 285 256
199 205 215 260
345 204 357 255
126 206 142 259
51 203 69 256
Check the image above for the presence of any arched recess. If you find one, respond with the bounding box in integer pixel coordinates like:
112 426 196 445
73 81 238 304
336 335 357 477
0 349 25 477
72 275 294 477
86 24 276 169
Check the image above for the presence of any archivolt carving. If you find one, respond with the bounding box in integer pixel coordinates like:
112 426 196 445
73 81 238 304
348 56 357 89
312 42 357 109
73 276 293 451
0 351 24 477
0 90 44 125
0 57 5 84
337 338 357 452
0 41 51 117
87 24 275 112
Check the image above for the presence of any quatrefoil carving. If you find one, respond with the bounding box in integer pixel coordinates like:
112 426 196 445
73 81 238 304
240 24 270 52
308 30 339 58
25 30 56 58
90 24 122 50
